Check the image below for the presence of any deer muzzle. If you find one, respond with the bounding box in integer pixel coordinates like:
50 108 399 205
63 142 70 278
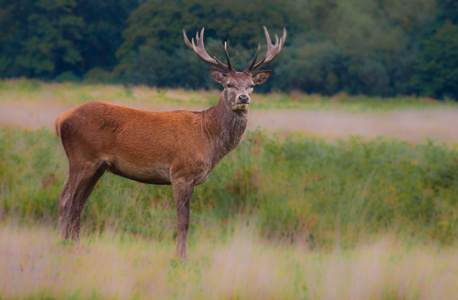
235 94 250 111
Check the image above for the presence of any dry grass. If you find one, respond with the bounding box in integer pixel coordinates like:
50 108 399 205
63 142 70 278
1 224 457 299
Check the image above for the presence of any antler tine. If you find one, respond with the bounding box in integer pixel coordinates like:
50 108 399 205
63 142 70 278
280 27 287 48
264 26 272 47
196 28 204 49
183 29 194 50
212 41 233 70
245 44 261 72
224 42 232 71
247 26 287 72
183 28 232 72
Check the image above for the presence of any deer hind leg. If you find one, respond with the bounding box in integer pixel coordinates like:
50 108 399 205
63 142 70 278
172 179 195 260
58 163 105 241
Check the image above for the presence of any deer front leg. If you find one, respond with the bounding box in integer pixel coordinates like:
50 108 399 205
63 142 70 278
172 179 194 260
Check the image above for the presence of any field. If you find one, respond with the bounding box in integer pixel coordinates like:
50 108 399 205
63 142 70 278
2 225 457 299
1 79 458 299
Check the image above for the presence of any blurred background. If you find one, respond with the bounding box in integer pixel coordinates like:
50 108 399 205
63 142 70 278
1 2 458 298
0 0 456 99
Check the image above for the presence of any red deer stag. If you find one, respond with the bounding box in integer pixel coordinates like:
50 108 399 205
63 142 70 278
55 26 286 259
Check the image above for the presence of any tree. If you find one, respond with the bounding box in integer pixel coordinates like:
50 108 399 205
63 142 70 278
0 0 138 79
74 0 139 74
0 0 84 78
411 21 458 99
436 0 458 24
0 0 455 99
114 0 306 85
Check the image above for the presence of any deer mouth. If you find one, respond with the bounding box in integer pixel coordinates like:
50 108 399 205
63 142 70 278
234 103 250 111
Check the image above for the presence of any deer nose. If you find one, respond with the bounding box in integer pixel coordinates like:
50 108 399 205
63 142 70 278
238 94 249 104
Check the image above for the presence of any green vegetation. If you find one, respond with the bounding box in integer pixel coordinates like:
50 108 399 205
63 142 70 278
0 0 457 98
0 0 138 78
2 79 457 112
411 20 458 98
1 127 457 247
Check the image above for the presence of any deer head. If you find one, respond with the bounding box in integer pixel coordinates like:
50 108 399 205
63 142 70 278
183 26 287 112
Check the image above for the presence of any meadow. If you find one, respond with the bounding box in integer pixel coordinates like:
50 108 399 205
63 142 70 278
1 78 457 112
1 80 458 299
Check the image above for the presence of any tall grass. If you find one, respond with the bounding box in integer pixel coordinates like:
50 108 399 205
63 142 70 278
1 127 457 247
1 224 457 299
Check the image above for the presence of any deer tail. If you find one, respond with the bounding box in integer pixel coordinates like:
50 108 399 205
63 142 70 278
55 115 62 138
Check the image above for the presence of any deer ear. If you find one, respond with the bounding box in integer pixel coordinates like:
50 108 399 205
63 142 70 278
253 70 272 85
209 68 226 83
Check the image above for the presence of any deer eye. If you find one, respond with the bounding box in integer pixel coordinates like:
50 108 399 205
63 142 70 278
249 84 255 88
227 83 234 88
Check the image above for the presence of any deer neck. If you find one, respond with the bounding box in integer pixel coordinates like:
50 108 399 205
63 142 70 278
202 94 248 164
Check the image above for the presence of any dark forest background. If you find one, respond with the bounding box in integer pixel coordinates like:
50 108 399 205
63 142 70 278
0 0 457 99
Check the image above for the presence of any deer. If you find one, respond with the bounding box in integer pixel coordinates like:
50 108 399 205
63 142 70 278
55 26 286 259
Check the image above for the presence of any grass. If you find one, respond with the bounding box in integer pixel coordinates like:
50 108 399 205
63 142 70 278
1 80 458 298
1 78 457 112
1 127 457 246
2 223 457 300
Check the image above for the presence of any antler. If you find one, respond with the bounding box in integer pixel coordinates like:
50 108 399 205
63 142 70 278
183 28 233 72
245 26 287 72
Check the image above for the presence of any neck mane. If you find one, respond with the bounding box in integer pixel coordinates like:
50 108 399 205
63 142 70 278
201 95 248 167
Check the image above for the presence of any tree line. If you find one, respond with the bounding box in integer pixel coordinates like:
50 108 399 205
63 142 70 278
0 0 457 99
